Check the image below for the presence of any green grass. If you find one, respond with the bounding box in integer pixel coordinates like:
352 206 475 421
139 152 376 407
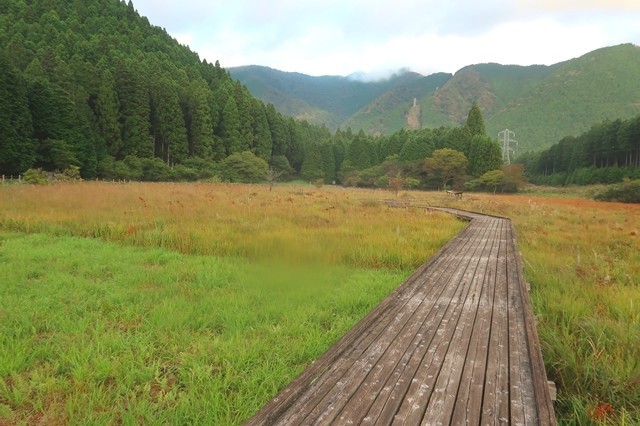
0 232 409 424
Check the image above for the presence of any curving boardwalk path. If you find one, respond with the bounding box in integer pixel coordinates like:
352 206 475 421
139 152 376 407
247 207 556 425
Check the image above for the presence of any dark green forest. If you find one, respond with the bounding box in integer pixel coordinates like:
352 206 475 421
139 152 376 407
519 115 640 186
0 0 330 180
0 0 506 188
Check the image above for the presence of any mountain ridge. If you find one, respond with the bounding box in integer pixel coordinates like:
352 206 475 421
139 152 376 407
230 43 640 152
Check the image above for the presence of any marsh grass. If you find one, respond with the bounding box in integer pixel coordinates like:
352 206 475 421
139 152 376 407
3 183 639 423
0 183 462 270
0 183 464 424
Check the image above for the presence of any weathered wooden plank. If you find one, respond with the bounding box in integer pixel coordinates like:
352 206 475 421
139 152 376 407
437 218 503 425
306 219 493 425
417 218 500 424
358 232 486 425
337 238 480 423
389 219 497 424
302 228 488 424
448 219 503 424
360 221 496 425
481 220 511 425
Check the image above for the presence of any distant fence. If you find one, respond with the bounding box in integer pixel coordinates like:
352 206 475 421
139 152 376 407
1 175 22 183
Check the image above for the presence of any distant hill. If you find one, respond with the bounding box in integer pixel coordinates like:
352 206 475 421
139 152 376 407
230 44 640 152
228 66 450 131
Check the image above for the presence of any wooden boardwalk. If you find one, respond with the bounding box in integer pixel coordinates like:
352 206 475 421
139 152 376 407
247 208 556 425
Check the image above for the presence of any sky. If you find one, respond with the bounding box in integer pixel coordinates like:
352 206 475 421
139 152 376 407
132 0 640 79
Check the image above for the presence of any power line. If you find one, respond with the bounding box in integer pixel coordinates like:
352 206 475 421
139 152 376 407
499 129 517 164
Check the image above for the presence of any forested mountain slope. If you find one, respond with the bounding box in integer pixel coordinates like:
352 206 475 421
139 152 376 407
228 66 451 132
232 44 640 153
483 44 640 152
0 0 330 177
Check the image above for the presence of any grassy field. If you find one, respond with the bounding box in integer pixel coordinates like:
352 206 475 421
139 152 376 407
1 183 639 424
0 183 464 425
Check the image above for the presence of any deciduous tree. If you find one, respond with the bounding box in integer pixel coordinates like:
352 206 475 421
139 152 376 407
423 148 468 190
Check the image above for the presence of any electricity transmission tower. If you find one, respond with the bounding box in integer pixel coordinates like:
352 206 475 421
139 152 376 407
498 129 517 164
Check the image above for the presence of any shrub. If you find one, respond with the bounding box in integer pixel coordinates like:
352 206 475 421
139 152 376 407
593 178 640 203
23 168 48 184
141 158 171 181
220 151 268 183
170 165 200 182
404 178 421 189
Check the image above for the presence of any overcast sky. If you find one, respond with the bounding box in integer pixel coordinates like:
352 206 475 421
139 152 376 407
132 0 640 78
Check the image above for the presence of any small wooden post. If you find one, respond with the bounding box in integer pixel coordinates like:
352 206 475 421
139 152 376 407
547 380 557 403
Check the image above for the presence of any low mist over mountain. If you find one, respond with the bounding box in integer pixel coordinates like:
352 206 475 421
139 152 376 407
230 44 640 153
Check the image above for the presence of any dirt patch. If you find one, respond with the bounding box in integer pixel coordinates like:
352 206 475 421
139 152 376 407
406 101 421 129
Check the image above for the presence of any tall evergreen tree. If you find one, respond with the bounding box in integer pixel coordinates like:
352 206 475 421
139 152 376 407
27 80 81 171
92 67 122 157
347 130 375 170
465 102 487 137
399 132 434 162
381 129 408 159
183 79 215 158
466 135 503 176
320 141 336 183
300 142 324 181
0 56 35 174
233 82 254 151
115 60 153 159
250 100 272 161
265 103 288 157
149 77 189 164
221 96 244 155
285 119 304 172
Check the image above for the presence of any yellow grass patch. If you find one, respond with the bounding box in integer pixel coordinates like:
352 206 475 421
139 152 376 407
0 183 464 270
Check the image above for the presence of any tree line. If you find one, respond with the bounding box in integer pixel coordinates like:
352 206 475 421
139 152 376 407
518 114 640 186
0 0 507 190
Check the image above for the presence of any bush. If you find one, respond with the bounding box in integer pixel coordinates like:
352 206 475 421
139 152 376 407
593 178 640 203
404 178 421 189
62 165 81 180
141 158 171 182
375 175 390 189
178 158 219 180
465 169 505 193
220 151 268 183
23 168 48 184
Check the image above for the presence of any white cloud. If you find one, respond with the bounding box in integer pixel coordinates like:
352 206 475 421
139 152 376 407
132 0 640 76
